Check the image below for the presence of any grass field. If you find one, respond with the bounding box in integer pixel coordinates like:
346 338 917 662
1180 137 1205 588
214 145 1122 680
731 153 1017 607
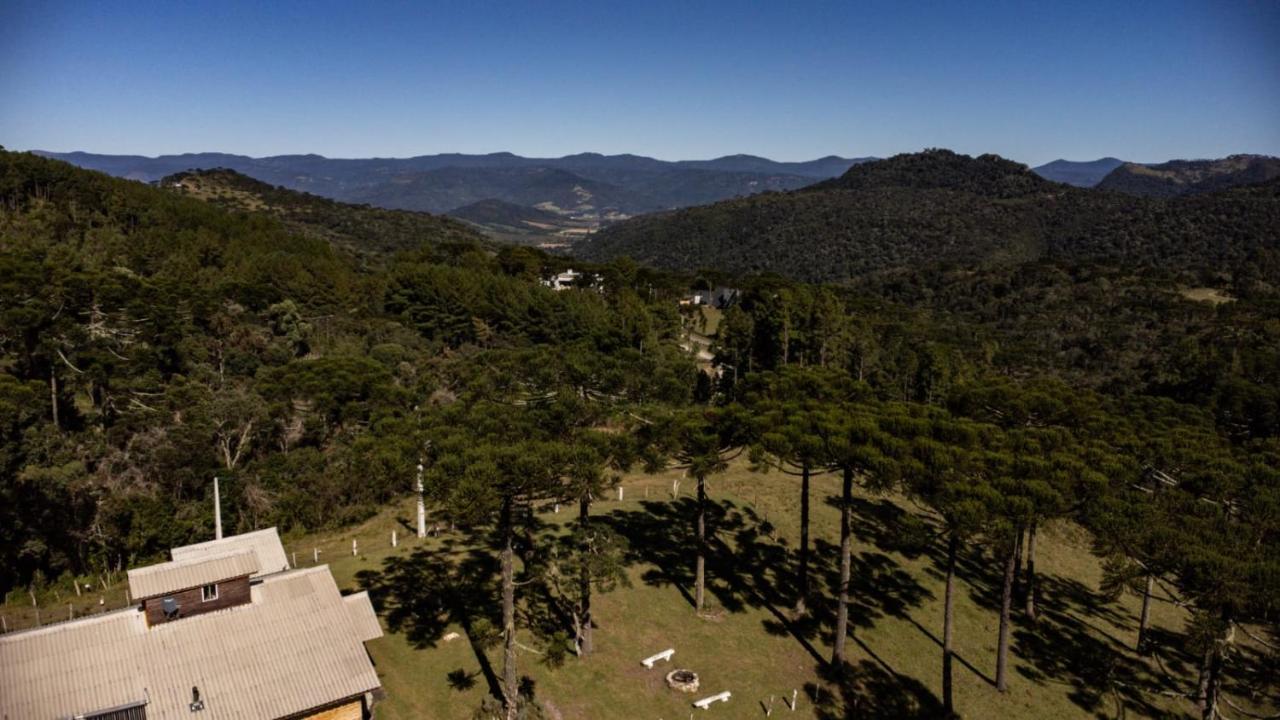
5 462 1266 719
293 464 1225 720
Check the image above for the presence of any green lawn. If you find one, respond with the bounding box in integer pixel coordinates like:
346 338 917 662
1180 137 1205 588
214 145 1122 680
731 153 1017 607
300 464 1221 720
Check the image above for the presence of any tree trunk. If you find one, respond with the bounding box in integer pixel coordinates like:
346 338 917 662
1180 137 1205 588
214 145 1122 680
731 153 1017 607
695 473 706 613
1136 574 1153 654
832 466 853 666
1197 614 1228 720
578 495 593 656
1024 521 1038 622
796 464 811 615
500 497 519 719
1012 525 1025 597
50 370 59 429
996 536 1018 693
943 532 958 715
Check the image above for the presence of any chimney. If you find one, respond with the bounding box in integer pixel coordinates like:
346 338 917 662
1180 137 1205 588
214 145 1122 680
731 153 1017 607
214 476 223 540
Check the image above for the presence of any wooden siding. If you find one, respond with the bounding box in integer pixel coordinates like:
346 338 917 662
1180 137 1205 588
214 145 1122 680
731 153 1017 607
289 697 364 720
142 575 251 626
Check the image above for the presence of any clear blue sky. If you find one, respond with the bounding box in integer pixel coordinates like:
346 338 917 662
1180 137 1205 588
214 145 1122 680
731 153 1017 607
1 0 1277 166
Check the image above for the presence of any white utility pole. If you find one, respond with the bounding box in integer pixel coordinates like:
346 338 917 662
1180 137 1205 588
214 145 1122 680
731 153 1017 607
416 460 427 539
213 476 223 540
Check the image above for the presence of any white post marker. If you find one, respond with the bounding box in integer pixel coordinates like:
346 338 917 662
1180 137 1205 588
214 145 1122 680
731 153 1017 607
392 530 398 548
352 539 358 556
641 648 675 668
313 547 319 563
693 691 731 710
416 461 427 539
618 486 624 501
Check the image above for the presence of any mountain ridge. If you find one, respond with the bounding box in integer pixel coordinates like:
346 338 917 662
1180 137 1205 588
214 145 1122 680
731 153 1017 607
1031 157 1126 187
1096 154 1280 197
35 149 873 222
579 150 1280 283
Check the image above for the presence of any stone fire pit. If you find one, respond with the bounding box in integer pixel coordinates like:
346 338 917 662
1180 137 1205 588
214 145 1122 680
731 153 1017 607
665 669 700 693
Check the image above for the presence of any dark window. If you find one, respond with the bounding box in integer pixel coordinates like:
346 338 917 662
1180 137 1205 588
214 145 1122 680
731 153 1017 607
201 583 218 602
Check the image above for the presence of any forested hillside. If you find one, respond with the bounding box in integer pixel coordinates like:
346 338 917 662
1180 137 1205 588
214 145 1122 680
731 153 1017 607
0 151 691 594
1097 154 1280 197
161 168 485 259
580 150 1280 283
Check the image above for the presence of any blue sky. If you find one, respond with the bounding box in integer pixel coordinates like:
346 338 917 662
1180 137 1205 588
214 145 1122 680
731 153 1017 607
1 1 1277 166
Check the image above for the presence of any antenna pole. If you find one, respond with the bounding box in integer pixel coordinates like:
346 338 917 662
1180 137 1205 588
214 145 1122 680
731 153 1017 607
416 460 426 539
214 476 223 540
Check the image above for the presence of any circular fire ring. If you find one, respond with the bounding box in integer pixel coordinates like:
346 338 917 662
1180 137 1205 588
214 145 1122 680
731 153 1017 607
666 669 700 693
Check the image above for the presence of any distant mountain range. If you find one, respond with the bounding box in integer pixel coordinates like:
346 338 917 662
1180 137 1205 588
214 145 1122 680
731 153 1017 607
36 150 1277 250
33 150 872 220
579 149 1280 283
1096 155 1280 197
1031 157 1126 187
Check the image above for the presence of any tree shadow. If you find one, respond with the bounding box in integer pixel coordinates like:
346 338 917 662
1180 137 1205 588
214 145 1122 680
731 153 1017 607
604 496 934 673
355 535 504 701
806 660 946 720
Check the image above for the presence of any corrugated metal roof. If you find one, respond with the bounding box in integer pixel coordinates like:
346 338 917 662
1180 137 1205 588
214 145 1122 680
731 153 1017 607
342 591 382 644
127 551 259 601
0 567 382 720
170 527 291 577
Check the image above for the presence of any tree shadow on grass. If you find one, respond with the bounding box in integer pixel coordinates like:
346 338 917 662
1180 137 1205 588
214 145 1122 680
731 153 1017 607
355 536 504 702
806 660 947 720
603 497 934 671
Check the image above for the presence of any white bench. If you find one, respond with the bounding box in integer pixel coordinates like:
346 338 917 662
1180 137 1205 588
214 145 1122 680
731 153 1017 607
693 691 731 709
641 648 675 668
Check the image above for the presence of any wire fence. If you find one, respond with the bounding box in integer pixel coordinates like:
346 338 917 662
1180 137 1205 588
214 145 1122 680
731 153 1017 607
0 480 677 635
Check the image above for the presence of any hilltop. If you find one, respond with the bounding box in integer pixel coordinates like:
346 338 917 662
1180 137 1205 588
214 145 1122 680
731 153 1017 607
579 150 1280 282
1097 154 1280 197
810 148 1058 198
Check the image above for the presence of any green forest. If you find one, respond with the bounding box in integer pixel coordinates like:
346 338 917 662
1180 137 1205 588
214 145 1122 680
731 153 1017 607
1 149 1277 720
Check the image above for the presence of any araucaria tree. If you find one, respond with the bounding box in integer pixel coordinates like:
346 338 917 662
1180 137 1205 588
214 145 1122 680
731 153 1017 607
423 401 564 720
640 406 745 613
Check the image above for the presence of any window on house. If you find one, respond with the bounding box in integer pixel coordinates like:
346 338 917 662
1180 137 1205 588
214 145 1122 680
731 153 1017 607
201 583 218 602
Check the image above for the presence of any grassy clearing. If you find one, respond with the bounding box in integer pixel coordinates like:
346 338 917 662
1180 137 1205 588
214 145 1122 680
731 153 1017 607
1178 287 1235 305
297 465 1216 720
4 463 1253 718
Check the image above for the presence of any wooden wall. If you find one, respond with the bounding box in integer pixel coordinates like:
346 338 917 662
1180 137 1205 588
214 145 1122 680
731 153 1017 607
143 575 251 625
282 697 366 720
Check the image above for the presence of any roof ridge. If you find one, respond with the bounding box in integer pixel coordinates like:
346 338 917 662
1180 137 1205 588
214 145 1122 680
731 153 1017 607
127 548 257 577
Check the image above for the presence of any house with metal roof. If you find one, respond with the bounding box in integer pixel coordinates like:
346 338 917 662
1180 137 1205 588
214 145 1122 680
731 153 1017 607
169 527 291 577
0 531 383 720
